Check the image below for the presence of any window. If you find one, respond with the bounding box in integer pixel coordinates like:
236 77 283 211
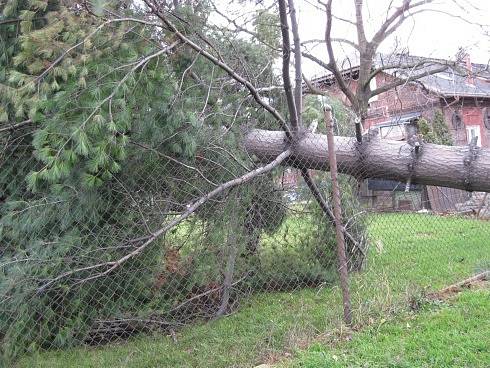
369 77 378 102
466 125 482 147
379 124 406 140
484 107 490 130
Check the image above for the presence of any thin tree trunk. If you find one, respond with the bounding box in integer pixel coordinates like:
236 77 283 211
216 203 239 317
325 107 352 326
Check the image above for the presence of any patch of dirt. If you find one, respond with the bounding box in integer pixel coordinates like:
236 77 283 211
427 272 489 301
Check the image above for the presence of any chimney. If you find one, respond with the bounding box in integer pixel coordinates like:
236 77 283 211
464 53 475 85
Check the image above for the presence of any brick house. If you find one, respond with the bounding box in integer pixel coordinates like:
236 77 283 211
310 53 490 213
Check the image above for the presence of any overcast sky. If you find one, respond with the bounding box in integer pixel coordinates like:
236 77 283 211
297 0 490 77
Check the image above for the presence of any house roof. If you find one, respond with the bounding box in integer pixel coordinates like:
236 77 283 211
310 53 490 98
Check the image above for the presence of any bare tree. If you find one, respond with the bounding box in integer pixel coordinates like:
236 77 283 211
300 0 483 142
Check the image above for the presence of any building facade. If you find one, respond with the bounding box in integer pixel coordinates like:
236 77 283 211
311 54 490 213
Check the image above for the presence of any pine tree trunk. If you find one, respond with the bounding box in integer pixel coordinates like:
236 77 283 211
245 129 490 193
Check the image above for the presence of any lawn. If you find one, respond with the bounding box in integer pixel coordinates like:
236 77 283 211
16 213 490 367
282 288 490 368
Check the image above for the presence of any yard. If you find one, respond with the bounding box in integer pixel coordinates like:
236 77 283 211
282 288 489 367
16 213 490 367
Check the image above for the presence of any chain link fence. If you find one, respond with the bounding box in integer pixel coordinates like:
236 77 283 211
2 100 489 365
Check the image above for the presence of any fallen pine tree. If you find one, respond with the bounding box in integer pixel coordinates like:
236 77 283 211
244 129 490 193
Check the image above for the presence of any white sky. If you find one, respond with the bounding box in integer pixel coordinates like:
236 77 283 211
211 0 490 78
297 0 490 77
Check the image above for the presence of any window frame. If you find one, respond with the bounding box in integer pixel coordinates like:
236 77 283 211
466 125 482 147
368 76 378 102
484 107 490 130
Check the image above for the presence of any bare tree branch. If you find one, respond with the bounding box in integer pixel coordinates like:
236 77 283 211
302 74 329 97
288 0 303 129
300 168 366 258
0 119 33 134
354 0 367 46
301 51 331 71
323 0 357 106
366 59 453 85
371 0 435 47
278 0 299 133
301 38 360 51
371 64 449 97
143 0 293 139
210 2 280 52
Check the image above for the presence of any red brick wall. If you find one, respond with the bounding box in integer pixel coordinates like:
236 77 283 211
364 73 439 129
319 72 490 147
323 79 358 106
442 104 490 147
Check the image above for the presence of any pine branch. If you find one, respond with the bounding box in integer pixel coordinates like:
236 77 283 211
36 149 292 292
32 17 168 85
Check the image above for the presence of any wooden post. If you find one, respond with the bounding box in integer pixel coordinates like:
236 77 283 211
325 105 352 326
216 196 239 317
476 193 488 218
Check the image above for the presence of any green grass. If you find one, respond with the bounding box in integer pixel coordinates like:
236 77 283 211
16 289 341 368
16 213 490 368
346 213 490 323
283 288 490 368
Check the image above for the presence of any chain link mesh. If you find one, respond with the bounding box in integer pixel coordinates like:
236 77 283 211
2 105 489 365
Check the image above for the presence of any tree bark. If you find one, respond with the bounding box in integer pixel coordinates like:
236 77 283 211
245 130 490 193
325 107 352 326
